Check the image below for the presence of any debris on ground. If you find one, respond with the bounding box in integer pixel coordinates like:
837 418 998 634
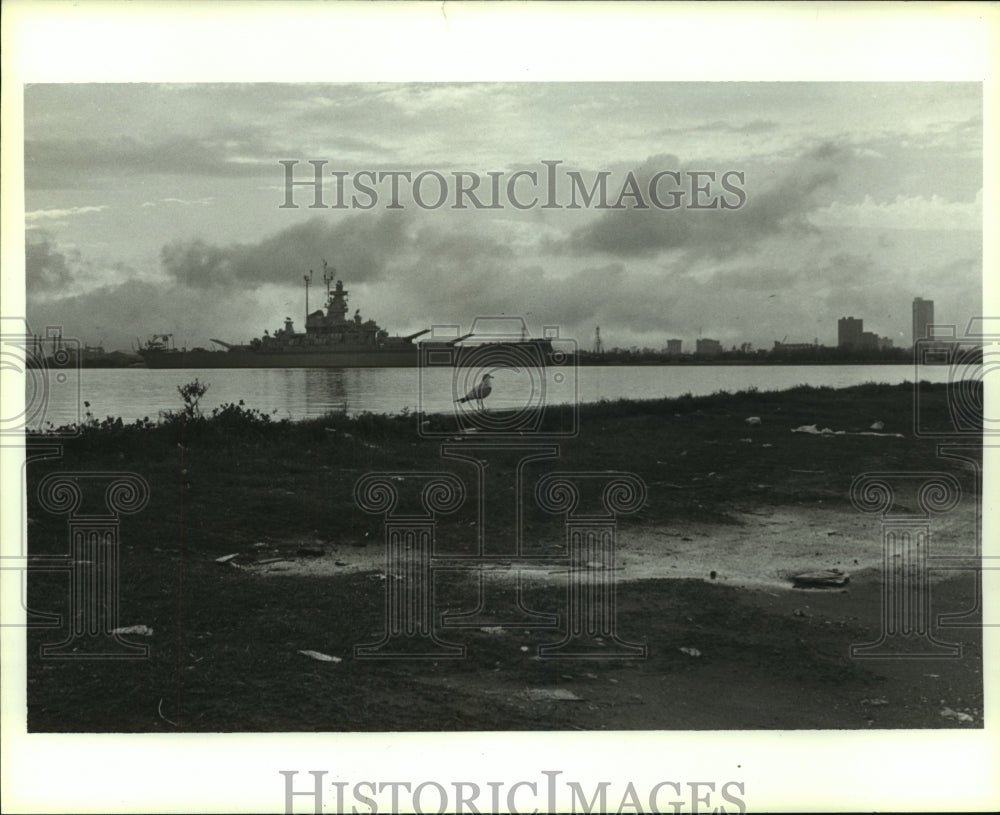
870 420 885 430
480 626 506 635
791 568 850 588
298 650 342 663
861 697 889 706
679 647 702 658
745 416 761 425
523 688 583 702
214 553 240 563
157 698 178 727
939 707 974 723
793 607 811 618
793 424 838 435
792 424 903 438
112 625 153 636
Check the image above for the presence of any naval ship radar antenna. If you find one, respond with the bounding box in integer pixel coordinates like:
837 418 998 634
322 258 335 301
304 269 313 323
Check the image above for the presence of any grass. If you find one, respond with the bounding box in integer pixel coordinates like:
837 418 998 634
26 381 978 543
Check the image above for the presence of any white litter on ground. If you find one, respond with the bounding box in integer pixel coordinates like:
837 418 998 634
298 650 342 663
113 625 153 636
792 424 903 437
523 688 583 702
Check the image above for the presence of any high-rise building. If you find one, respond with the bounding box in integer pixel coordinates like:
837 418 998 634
695 338 722 356
913 297 934 346
859 331 880 350
838 316 863 348
666 339 683 355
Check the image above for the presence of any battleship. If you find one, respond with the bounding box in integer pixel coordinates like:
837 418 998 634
137 263 561 369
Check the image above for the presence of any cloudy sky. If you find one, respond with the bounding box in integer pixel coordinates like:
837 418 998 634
23 82 982 353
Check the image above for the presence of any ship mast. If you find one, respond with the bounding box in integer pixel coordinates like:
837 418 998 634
322 259 335 302
304 269 313 323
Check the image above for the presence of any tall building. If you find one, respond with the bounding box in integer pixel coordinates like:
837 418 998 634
859 331 880 350
838 317 863 348
913 297 934 346
666 339 683 355
695 338 722 356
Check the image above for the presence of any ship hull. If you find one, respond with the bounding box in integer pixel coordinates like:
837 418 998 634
139 348 421 369
138 341 559 369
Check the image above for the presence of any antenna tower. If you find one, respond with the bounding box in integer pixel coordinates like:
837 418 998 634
322 258 335 299
304 269 313 322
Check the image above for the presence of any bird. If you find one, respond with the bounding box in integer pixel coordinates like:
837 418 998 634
456 373 493 411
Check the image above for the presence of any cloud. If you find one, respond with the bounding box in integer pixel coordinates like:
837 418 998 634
162 197 214 206
809 190 982 232
25 205 108 226
24 134 268 189
25 231 79 291
139 197 214 210
26 278 269 354
562 144 847 260
159 211 414 289
656 118 779 138
26 231 153 300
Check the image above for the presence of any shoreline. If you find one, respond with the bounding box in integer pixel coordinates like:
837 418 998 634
30 356 937 370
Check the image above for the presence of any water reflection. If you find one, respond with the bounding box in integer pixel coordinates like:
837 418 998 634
302 368 349 415
29 364 959 428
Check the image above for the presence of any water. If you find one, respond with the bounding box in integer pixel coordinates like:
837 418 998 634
22 364 961 429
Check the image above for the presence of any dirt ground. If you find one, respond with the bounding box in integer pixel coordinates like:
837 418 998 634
39 504 975 733
230 503 984 731
23 384 985 732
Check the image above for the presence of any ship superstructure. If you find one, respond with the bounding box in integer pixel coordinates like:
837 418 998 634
138 261 559 369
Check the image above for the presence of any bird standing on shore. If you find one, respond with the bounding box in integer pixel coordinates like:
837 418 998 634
456 373 493 411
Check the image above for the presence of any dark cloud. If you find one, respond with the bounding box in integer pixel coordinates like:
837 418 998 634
26 278 269 353
25 135 265 189
565 144 847 260
655 118 779 137
25 231 78 291
159 212 413 289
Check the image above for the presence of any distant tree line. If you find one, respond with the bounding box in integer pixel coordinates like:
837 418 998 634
573 344 951 365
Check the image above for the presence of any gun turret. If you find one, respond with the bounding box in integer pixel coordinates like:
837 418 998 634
404 328 431 342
